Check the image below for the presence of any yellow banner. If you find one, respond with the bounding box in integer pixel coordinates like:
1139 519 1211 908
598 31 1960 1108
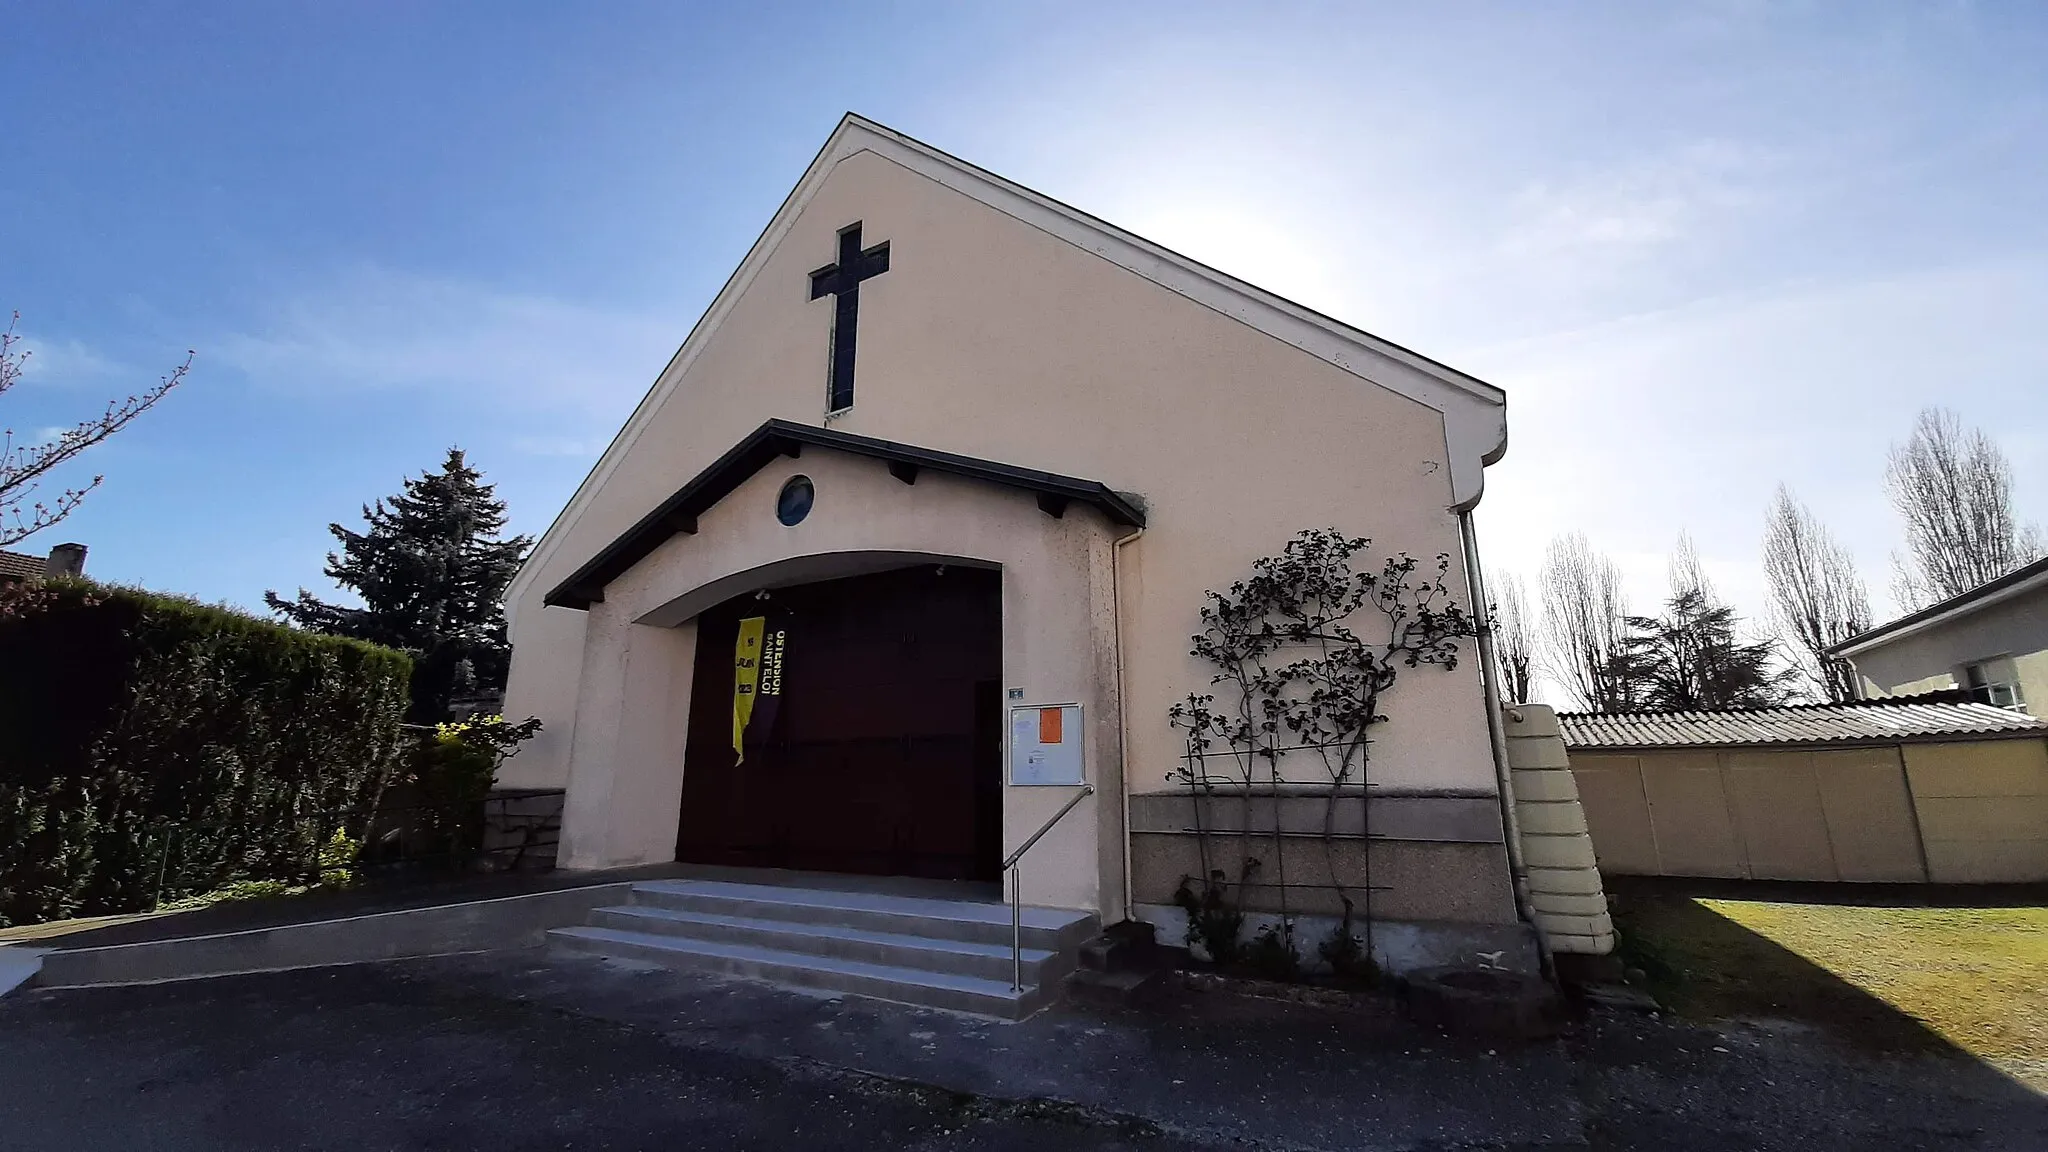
732 616 765 763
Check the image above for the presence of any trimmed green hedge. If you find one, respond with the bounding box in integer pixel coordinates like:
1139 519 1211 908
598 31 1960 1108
0 579 413 928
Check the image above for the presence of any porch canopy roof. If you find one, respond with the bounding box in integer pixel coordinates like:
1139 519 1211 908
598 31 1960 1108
543 418 1146 610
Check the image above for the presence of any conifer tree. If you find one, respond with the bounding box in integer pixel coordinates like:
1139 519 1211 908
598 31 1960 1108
266 449 530 722
1595 536 1798 712
1618 589 1796 711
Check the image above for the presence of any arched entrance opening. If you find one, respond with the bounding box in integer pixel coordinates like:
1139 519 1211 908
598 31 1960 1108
673 562 1004 882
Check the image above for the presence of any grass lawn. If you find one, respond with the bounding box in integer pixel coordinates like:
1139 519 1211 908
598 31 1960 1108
1614 895 2048 1087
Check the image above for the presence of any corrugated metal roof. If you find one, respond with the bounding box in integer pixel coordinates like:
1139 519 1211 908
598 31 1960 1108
1558 700 2047 749
0 549 43 582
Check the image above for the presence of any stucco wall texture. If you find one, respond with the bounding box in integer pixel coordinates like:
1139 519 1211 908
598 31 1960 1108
549 454 1124 914
1851 585 2048 717
1570 737 2048 884
499 147 1503 916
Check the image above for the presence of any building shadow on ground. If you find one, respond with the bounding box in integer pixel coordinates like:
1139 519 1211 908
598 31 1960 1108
1609 879 2044 1072
1584 879 2047 1147
1611 887 1942 1051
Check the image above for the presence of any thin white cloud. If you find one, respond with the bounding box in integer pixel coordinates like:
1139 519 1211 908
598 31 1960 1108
12 334 127 388
1474 250 2048 702
1500 140 1775 264
212 267 681 417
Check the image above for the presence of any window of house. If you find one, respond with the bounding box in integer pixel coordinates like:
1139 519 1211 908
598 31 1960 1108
1962 658 2026 711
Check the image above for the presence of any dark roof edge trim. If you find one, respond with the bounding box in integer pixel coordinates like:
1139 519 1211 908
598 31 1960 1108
1827 554 2048 657
542 419 1146 610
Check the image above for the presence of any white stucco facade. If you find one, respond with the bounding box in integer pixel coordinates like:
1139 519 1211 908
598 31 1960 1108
500 115 1512 923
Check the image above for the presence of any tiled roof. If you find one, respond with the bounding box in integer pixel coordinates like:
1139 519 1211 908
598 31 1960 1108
1558 700 2048 750
0 549 42 582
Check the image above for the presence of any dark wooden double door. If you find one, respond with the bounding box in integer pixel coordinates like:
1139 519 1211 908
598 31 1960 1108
675 565 1004 882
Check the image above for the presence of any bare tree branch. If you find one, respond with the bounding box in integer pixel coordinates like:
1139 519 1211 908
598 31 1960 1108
1884 407 2043 609
1763 485 1871 702
1885 548 1920 621
1492 570 1536 704
1538 532 1633 711
0 312 191 546
1668 532 1715 603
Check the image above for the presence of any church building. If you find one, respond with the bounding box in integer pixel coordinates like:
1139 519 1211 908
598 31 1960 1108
499 115 1528 989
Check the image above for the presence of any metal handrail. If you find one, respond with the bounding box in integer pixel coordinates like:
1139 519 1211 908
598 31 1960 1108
1005 783 1094 991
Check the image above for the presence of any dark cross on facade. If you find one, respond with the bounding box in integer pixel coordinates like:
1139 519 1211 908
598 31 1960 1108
808 222 891 412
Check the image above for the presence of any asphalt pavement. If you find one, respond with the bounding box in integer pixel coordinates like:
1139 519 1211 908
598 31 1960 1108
0 964 1199 1152
0 950 2042 1151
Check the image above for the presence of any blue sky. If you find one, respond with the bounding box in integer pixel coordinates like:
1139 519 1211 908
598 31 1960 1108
6 3 2045 694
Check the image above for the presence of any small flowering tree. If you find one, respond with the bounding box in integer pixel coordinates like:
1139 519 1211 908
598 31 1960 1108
0 312 190 545
0 313 188 622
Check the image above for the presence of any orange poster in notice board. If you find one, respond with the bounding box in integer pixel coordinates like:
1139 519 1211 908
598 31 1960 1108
1010 704 1083 786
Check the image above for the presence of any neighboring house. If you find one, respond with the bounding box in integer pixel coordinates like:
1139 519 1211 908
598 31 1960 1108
1562 699 2048 884
499 114 1528 988
0 542 88 586
1829 556 2048 716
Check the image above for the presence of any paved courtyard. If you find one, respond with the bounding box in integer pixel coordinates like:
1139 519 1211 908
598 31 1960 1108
1 949 2043 1151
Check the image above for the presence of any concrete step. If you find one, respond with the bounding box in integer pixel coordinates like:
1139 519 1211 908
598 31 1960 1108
548 925 1046 1019
1065 966 1170 1010
586 904 1068 986
626 879 1097 952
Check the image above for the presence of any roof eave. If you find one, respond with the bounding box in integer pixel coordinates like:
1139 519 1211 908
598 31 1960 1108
541 419 1146 611
838 114 1508 408
1829 556 2048 657
506 112 1512 614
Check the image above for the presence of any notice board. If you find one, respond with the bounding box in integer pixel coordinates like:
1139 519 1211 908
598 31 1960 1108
1009 703 1084 786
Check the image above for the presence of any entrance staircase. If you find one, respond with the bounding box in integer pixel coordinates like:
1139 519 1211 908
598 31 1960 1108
547 877 1098 1019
